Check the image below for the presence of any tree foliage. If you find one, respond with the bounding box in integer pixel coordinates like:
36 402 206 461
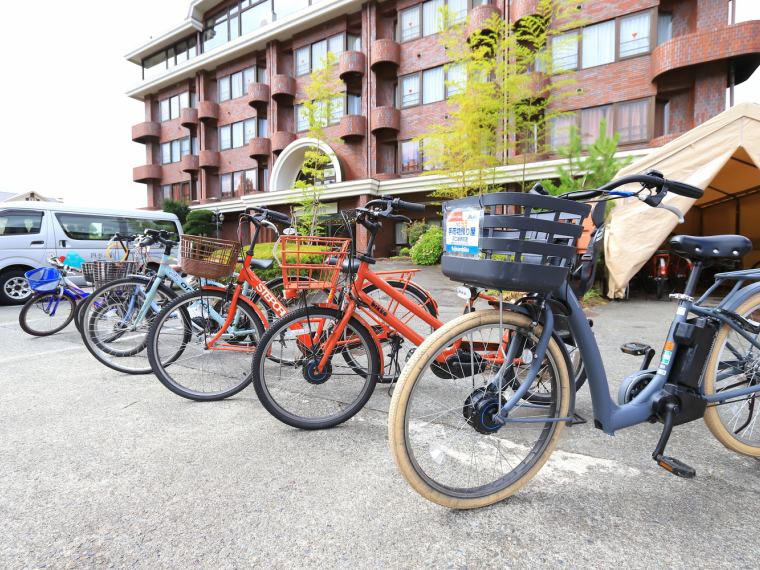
161 198 190 225
183 209 216 236
540 120 633 195
420 0 581 199
292 51 341 236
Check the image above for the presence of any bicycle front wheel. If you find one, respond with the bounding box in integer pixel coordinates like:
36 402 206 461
147 289 265 401
79 277 176 375
388 309 571 509
252 306 380 429
703 292 760 456
19 292 76 336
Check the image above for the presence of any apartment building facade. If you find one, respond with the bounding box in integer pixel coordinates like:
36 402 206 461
128 0 760 254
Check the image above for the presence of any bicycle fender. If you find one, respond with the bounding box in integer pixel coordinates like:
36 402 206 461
720 281 760 313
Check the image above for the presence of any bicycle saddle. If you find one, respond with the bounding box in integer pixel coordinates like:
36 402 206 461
249 258 274 270
670 235 751 261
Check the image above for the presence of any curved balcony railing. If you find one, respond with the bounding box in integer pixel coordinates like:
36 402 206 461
198 101 219 123
370 39 400 72
248 137 271 159
339 51 366 81
180 108 198 130
338 115 367 141
133 164 162 183
180 154 199 173
271 131 297 153
248 83 270 112
131 121 161 144
199 150 220 170
271 75 296 102
370 107 400 134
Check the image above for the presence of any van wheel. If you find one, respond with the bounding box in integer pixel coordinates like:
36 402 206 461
0 269 33 305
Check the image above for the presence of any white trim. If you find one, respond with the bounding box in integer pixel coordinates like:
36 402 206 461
189 148 653 212
269 137 343 192
126 0 364 100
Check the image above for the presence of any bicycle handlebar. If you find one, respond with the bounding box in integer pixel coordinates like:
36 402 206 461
246 207 291 226
563 173 703 201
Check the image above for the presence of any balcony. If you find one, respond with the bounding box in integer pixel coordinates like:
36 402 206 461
180 154 199 173
339 51 366 81
133 164 162 184
652 21 760 82
248 137 271 159
370 39 400 73
271 131 297 153
370 107 400 135
131 121 161 144
271 75 296 102
247 83 270 113
180 107 198 130
467 4 502 37
339 115 367 141
198 101 219 123
511 0 538 22
199 150 220 170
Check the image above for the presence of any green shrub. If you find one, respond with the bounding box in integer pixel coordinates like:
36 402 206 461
398 246 411 257
410 226 443 265
407 221 429 246
184 209 216 236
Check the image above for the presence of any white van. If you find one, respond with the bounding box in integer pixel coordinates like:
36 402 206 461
0 202 182 304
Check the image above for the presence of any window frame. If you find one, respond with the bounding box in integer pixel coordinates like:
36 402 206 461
158 91 193 122
0 209 44 236
399 0 487 43
221 168 259 197
294 32 353 76
398 139 423 174
399 64 458 109
218 65 262 102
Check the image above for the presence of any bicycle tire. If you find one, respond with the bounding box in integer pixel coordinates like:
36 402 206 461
19 292 76 336
388 309 571 509
73 297 87 333
147 289 266 401
252 305 380 429
79 277 177 375
703 292 760 456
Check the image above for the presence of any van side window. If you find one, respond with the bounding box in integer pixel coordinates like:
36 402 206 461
0 210 43 236
55 213 120 240
125 218 180 240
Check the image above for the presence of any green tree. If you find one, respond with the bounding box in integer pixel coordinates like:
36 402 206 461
420 0 581 199
540 120 633 195
161 198 189 225
183 209 216 236
292 51 341 236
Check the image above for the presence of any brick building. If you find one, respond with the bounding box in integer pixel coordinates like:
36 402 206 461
127 0 760 254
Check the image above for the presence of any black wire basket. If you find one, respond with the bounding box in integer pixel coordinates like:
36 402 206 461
441 192 591 293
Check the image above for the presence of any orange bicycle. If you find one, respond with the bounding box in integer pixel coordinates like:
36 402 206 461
251 197 505 429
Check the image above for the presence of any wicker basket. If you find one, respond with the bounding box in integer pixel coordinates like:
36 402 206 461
278 236 352 291
180 235 241 279
81 261 139 289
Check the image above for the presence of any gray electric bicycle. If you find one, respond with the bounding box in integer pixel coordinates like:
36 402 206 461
389 171 760 509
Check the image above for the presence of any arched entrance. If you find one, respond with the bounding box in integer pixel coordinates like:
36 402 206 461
269 137 343 191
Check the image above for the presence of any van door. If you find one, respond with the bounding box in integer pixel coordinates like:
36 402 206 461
51 211 121 262
0 208 50 303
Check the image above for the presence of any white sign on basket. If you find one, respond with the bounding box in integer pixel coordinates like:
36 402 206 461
444 207 481 256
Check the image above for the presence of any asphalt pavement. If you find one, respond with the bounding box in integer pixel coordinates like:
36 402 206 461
1 262 759 568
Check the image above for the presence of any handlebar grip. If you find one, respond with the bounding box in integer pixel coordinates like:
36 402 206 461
395 199 425 213
267 210 292 225
665 180 703 199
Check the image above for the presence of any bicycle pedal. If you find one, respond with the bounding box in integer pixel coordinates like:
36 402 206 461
655 455 696 479
620 342 651 356
569 412 587 426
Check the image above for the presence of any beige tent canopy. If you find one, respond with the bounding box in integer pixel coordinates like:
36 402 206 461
605 102 760 298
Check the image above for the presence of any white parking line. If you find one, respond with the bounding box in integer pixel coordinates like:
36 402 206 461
0 344 82 364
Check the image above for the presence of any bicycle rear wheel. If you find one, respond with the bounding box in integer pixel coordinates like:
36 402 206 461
19 292 76 336
703 292 760 456
388 309 570 509
79 277 176 375
252 306 380 429
147 289 265 401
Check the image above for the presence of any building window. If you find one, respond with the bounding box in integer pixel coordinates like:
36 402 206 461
159 91 193 122
400 65 462 108
218 66 265 103
619 11 651 58
422 0 443 36
273 0 309 20
549 114 576 150
400 0 479 42
400 5 422 42
294 33 359 76
580 105 613 145
295 104 309 132
160 136 197 164
552 32 578 71
400 140 422 173
657 13 673 45
615 99 649 143
161 185 172 201
422 66 445 104
582 21 615 69
224 169 257 195
142 36 197 80
347 93 361 115
258 117 268 137
204 1 281 53
219 118 258 150
259 164 269 191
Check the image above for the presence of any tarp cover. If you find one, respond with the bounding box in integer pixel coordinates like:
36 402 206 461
605 103 760 298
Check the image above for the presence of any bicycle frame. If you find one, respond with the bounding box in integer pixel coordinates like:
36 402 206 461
491 270 760 436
